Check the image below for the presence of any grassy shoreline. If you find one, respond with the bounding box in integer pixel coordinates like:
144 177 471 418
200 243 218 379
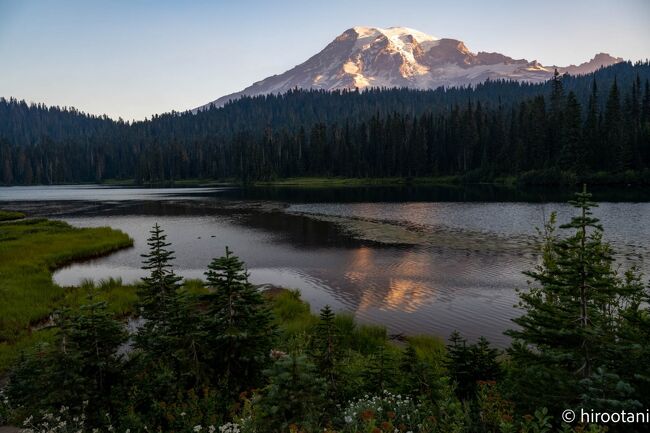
99 169 650 188
252 176 463 187
3 167 648 188
100 178 235 187
0 210 25 222
0 216 134 371
100 176 461 188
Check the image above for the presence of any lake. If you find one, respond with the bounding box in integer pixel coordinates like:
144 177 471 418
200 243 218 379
2 184 649 346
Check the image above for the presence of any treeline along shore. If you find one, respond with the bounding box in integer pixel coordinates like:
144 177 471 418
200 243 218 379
1 62 650 186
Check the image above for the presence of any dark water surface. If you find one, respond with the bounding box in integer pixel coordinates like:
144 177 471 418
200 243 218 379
2 184 649 346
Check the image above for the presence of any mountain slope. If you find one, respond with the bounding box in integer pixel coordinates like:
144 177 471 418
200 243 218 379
197 26 622 110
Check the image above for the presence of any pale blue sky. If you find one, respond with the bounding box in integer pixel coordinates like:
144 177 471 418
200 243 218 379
0 0 648 120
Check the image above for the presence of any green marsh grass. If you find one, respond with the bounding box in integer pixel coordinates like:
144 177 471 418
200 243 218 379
253 176 461 188
268 288 446 365
0 210 25 221
0 217 132 371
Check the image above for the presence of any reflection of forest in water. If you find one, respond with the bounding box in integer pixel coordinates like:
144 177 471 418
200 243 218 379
2 185 648 346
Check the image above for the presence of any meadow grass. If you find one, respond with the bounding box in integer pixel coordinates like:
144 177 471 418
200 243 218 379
252 176 462 188
406 334 447 365
0 328 58 375
0 216 133 371
61 278 139 317
100 178 234 187
0 210 25 221
268 288 446 362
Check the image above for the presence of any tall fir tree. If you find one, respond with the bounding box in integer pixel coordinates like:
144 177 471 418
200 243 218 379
559 91 584 172
8 292 127 425
584 80 601 169
604 79 624 170
203 246 276 399
310 305 341 406
507 186 646 413
446 332 500 400
548 69 566 165
130 223 212 426
135 223 183 355
257 354 325 433
361 343 396 393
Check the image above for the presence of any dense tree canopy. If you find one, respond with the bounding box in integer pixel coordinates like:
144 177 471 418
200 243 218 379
1 61 649 184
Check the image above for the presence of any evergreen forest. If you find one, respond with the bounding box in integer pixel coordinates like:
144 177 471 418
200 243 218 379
1 62 650 185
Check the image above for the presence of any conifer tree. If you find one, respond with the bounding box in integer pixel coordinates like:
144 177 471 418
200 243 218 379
361 343 396 392
584 80 601 169
131 222 210 419
58 297 128 421
549 69 566 163
559 92 583 172
507 186 646 413
135 223 183 355
446 332 500 400
257 354 325 433
310 305 341 405
616 272 650 409
642 79 650 123
398 343 441 400
8 293 127 424
604 79 624 169
137 223 182 321
399 343 420 391
203 246 275 397
446 331 472 398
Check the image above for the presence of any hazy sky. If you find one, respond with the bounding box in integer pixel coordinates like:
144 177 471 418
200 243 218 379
1 0 648 120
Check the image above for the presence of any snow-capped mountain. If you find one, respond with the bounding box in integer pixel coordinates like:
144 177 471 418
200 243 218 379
197 26 622 110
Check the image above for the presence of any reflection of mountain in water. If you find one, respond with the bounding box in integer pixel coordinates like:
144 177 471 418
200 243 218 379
3 185 648 347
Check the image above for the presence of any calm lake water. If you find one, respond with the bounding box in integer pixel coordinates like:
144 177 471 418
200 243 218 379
2 184 649 346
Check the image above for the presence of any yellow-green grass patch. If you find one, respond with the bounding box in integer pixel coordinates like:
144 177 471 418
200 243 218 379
0 218 133 370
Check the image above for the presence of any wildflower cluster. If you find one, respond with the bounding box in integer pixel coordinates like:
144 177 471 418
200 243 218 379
341 390 434 433
17 403 248 433
218 422 241 433
169 423 243 433
0 387 12 425
21 404 91 433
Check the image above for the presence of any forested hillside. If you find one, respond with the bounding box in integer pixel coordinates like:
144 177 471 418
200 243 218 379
1 61 649 184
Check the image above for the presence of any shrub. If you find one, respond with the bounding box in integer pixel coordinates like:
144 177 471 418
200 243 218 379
340 390 435 433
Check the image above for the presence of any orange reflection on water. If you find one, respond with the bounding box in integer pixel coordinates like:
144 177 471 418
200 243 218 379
345 246 435 313
383 278 434 312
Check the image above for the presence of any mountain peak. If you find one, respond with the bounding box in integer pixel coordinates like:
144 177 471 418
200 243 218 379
196 26 624 110
558 52 624 75
350 26 440 43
